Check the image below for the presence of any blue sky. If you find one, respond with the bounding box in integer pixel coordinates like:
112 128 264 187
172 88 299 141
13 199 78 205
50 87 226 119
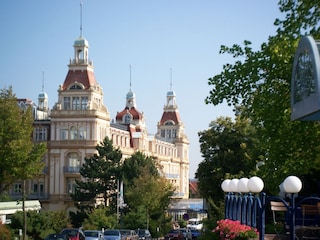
1 1 283 178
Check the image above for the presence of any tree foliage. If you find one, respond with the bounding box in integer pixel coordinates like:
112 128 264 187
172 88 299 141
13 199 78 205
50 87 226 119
70 137 122 226
204 1 320 194
122 151 160 187
196 115 261 221
9 210 70 240
122 152 174 235
0 87 47 195
82 207 117 230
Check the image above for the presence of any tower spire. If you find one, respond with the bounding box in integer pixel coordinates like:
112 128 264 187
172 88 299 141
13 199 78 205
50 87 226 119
42 71 45 92
80 2 83 36
129 64 132 89
170 67 173 91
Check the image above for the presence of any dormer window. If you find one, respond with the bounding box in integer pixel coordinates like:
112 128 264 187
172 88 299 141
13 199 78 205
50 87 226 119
164 120 175 126
124 114 132 124
70 85 82 90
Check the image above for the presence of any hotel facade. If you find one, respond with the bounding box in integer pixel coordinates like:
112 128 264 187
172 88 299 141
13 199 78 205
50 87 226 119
10 34 189 212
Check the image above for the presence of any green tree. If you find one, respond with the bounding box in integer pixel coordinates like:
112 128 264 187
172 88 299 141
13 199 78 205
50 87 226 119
70 137 122 226
0 86 47 195
125 165 175 233
9 210 70 240
205 1 320 194
122 151 159 187
196 115 261 220
82 207 117 230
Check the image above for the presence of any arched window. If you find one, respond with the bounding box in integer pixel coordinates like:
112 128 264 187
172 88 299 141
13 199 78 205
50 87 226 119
164 121 174 126
67 153 80 168
124 114 132 124
70 84 82 90
79 126 86 139
70 126 77 139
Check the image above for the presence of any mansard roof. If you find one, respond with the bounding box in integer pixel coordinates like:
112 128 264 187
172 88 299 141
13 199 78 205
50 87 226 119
159 111 181 125
116 107 143 121
62 69 97 90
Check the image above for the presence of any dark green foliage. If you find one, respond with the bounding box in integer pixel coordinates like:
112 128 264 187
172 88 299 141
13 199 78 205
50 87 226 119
204 0 320 195
122 151 159 187
70 137 122 226
9 210 70 240
82 207 117 230
122 152 174 235
196 116 261 201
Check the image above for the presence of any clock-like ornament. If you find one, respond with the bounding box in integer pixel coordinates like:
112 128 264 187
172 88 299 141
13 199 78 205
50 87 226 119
291 36 320 121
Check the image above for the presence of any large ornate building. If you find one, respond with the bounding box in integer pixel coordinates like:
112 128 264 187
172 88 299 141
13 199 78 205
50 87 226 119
10 34 189 212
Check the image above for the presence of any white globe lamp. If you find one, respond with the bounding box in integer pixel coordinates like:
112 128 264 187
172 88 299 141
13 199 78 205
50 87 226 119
238 177 249 193
248 176 264 193
283 176 302 193
229 178 239 193
221 179 231 192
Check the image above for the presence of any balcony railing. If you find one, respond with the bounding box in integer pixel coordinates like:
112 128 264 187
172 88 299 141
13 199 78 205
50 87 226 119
63 166 80 173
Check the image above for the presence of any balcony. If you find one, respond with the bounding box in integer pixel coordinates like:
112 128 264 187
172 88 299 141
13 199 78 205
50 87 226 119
63 166 80 173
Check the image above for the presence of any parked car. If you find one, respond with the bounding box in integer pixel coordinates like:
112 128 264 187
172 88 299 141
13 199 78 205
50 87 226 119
179 228 192 240
103 229 122 240
136 229 152 240
60 228 86 240
120 229 138 240
164 229 184 240
45 233 69 240
190 230 201 239
84 230 104 240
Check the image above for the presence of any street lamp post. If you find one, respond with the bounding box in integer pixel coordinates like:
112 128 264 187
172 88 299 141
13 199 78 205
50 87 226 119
221 175 302 240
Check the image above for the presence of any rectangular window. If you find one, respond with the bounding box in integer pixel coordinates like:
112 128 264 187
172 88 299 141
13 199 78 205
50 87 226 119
72 97 80 110
33 183 38 193
32 182 44 193
166 129 171 138
64 97 71 110
13 183 22 193
40 183 44 193
79 127 86 139
161 130 165 138
35 128 47 141
61 129 68 140
67 178 77 194
172 129 177 138
81 96 88 110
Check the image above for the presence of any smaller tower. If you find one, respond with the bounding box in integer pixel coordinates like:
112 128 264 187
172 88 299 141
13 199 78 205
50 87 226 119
116 66 145 128
157 69 188 144
38 72 48 112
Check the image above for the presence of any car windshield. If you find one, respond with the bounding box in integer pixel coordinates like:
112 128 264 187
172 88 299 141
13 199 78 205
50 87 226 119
137 230 146 235
104 230 120 236
85 231 99 237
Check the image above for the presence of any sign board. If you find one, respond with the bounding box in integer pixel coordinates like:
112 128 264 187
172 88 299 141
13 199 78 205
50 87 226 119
291 35 320 120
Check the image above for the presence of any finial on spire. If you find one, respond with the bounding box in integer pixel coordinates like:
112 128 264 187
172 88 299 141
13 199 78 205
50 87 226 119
42 71 45 92
129 64 132 89
80 2 83 36
170 67 173 91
